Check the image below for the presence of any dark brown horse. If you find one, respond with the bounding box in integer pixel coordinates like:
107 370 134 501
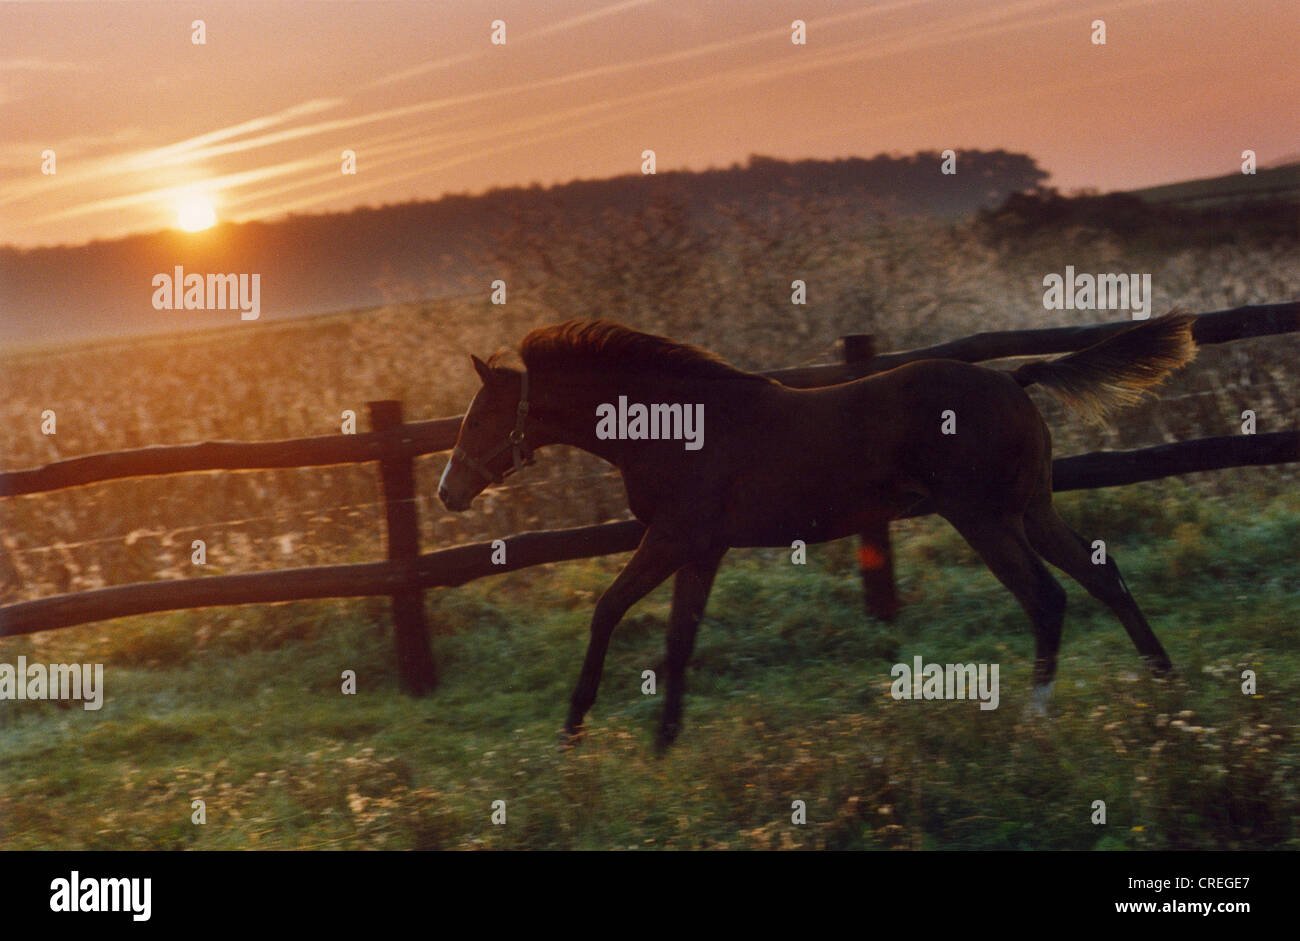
439 314 1196 747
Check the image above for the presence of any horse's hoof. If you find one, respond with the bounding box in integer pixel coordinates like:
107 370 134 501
654 724 680 755
1023 682 1054 719
558 725 584 751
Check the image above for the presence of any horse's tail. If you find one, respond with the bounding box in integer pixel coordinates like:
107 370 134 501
1012 310 1197 424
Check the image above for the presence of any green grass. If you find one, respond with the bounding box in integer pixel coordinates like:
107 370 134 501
1 485 1296 850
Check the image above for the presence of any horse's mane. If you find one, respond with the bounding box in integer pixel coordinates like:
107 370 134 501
508 319 769 382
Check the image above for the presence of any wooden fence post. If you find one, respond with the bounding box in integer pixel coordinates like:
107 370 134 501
842 335 899 622
369 400 438 695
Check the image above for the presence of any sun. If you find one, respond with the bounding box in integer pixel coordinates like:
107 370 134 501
176 193 217 232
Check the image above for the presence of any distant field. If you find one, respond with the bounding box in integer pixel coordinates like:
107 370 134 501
1128 162 1300 208
1 199 1296 849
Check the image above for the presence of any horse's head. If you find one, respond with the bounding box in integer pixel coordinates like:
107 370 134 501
438 354 533 511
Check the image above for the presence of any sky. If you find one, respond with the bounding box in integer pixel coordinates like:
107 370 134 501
1 0 1296 248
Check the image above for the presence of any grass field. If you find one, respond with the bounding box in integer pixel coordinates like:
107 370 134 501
1 481 1295 850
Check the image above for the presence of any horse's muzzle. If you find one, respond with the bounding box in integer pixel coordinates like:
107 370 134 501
438 483 471 512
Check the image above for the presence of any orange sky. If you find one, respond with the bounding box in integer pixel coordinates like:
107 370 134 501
1 0 1296 248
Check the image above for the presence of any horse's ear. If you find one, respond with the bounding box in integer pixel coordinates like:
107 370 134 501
470 355 493 384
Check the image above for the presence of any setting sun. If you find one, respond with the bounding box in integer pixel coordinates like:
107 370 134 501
176 193 217 232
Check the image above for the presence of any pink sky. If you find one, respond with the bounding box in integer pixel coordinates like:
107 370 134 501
1 0 1296 247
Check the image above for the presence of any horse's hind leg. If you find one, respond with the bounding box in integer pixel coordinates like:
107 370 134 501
1024 499 1173 677
657 548 726 751
941 511 1067 708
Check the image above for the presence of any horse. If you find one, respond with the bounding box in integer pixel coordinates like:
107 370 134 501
438 314 1197 748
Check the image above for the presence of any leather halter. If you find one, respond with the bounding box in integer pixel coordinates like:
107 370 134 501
451 371 534 485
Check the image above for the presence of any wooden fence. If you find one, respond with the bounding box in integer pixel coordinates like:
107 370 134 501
2 302 1296 695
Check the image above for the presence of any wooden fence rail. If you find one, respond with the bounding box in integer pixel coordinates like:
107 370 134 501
3 430 1293 640
1 303 1296 693
0 417 460 498
769 301 1298 388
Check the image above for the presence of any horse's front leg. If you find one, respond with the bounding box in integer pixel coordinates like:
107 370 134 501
657 547 726 751
564 529 686 738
